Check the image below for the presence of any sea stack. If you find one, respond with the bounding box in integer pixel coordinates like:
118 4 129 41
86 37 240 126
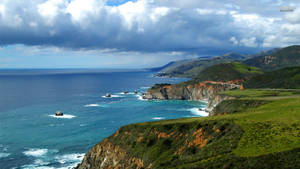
55 111 63 116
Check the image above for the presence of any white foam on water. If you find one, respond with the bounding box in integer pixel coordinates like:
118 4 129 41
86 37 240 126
23 148 48 157
49 114 76 119
22 152 85 169
34 159 50 165
140 86 150 89
117 92 135 95
55 153 84 164
0 152 10 158
84 104 101 107
152 117 165 120
22 165 55 169
189 108 209 117
136 94 147 101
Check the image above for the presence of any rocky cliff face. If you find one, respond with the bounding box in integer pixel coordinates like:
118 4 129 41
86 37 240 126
76 139 146 169
143 81 240 113
76 119 244 169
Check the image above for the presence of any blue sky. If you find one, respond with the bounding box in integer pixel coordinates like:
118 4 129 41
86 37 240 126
0 0 299 68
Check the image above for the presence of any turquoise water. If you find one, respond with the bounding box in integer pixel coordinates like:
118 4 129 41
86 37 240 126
0 70 207 169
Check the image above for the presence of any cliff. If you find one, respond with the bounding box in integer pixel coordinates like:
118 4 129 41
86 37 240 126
143 81 240 113
76 89 300 169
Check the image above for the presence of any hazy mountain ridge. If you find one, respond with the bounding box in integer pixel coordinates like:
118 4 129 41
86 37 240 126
155 49 272 78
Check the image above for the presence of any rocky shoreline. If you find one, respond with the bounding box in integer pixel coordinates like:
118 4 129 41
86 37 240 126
142 81 240 115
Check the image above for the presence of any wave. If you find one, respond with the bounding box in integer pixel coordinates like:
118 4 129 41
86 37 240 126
140 86 150 89
22 150 84 169
48 114 76 119
55 153 84 164
0 152 10 158
117 92 135 95
152 117 165 120
84 104 100 107
23 148 48 157
136 94 147 101
189 108 209 117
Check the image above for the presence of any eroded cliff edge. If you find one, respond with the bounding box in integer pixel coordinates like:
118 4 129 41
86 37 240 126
143 81 240 113
77 118 245 169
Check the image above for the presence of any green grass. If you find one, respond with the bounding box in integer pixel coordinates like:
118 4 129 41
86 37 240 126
185 62 263 85
232 98 300 156
232 62 263 74
219 89 298 98
245 66 300 89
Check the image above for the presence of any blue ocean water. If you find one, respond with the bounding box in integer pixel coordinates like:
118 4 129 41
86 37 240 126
0 70 207 169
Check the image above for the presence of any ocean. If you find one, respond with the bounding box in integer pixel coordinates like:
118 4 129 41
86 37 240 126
0 70 207 169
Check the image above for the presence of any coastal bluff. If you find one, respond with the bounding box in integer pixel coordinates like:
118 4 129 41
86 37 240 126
143 81 240 113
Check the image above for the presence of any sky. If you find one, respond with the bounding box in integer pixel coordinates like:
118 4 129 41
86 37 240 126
0 0 299 68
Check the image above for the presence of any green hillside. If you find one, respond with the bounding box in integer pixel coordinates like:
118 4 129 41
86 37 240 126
245 66 300 89
188 62 263 84
79 89 300 169
244 45 300 71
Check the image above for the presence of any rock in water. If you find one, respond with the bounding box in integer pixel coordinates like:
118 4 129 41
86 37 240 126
55 111 63 116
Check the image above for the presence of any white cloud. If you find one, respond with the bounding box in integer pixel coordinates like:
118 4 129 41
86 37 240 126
29 22 38 28
150 7 170 22
241 37 257 47
197 8 227 15
284 7 300 24
66 0 104 23
230 37 239 45
117 0 146 29
37 0 65 25
0 4 5 18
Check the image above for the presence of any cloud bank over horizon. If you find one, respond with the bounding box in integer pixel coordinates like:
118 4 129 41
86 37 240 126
0 0 300 68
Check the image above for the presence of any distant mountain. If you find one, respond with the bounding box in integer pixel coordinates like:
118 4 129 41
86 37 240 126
156 52 249 78
147 61 175 72
245 66 300 89
244 45 300 71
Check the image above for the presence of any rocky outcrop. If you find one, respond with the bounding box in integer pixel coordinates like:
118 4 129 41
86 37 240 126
143 81 240 114
76 139 146 169
144 81 239 100
206 94 234 113
76 120 244 169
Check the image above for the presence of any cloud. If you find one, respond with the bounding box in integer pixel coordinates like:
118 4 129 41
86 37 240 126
0 0 299 56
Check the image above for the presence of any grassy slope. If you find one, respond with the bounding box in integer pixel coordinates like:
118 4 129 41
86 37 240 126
104 89 300 168
245 66 300 89
187 62 263 84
